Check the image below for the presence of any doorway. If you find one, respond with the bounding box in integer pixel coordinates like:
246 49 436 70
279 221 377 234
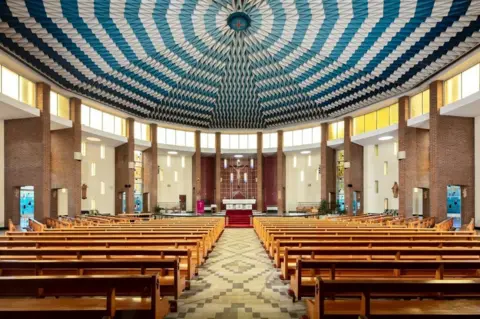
447 185 461 228
19 186 34 229
352 191 361 216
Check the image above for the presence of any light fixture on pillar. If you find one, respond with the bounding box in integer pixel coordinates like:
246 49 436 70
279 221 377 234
128 161 135 169
250 158 254 169
73 152 82 161
397 151 406 160
344 161 351 169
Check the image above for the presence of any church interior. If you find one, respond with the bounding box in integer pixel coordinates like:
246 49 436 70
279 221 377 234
1 0 480 318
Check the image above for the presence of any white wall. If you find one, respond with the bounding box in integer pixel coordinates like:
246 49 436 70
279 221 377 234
363 142 399 214
0 120 4 227
158 154 192 210
475 117 480 227
285 152 321 212
81 142 115 214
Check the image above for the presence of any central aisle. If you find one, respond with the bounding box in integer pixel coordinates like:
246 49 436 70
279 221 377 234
166 229 306 319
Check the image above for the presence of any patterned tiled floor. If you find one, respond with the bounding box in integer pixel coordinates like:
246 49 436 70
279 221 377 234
166 229 306 319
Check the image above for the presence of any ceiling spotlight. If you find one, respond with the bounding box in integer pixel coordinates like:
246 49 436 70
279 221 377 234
86 137 101 142
378 136 393 141
234 155 243 158
300 150 311 155
168 151 178 155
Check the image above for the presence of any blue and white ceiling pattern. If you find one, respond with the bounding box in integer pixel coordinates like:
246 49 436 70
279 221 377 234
0 0 479 129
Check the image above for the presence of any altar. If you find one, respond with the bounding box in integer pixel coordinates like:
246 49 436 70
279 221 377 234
223 199 255 227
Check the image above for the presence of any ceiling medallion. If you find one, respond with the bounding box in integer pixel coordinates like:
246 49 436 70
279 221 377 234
227 12 251 31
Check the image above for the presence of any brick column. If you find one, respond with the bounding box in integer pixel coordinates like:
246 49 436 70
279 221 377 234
429 81 474 224
50 97 82 217
320 123 336 204
5 82 51 224
215 132 222 210
343 117 364 215
115 118 135 214
277 130 284 214
194 130 202 212
143 123 158 213
398 96 411 217
256 132 263 213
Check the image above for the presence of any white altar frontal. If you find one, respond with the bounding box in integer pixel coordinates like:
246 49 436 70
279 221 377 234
223 199 256 210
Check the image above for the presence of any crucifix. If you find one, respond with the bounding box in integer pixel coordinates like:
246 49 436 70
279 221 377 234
230 159 248 187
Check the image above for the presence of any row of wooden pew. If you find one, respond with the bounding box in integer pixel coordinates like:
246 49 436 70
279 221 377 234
253 216 480 318
1 216 225 318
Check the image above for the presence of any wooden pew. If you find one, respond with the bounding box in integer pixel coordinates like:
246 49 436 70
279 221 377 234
307 277 480 319
0 247 193 284
0 274 169 319
436 217 454 231
278 241 480 277
291 259 480 302
0 240 202 271
28 218 45 232
0 259 183 310
269 233 479 259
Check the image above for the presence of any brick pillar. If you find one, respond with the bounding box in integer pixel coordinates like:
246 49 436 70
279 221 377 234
215 132 222 210
51 97 82 217
70 98 81 217
277 130 284 214
194 130 202 212
143 123 158 213
321 123 336 204
343 117 364 216
398 96 411 218
115 118 135 214
5 82 51 224
429 81 474 224
256 132 263 212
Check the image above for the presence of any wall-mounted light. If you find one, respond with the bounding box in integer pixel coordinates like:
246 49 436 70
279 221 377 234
234 154 243 158
223 159 228 169
379 135 393 141
230 173 234 183
168 151 178 155
250 158 254 169
244 172 248 183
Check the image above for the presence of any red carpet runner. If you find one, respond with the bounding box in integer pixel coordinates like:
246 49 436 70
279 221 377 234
225 210 252 228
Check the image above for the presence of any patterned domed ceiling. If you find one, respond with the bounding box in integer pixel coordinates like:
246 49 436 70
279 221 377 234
0 0 479 129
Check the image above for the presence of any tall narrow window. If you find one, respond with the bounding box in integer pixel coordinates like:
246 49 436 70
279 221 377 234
91 163 96 177
174 171 178 182
91 199 96 210
81 142 86 156
384 161 388 176
100 145 105 159
375 181 379 194
300 170 304 182
181 156 185 168
100 182 105 195
384 198 389 210
293 155 297 168
167 155 171 168
393 142 398 156
308 155 312 167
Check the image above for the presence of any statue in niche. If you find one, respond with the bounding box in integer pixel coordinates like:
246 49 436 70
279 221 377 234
392 182 399 199
81 184 88 200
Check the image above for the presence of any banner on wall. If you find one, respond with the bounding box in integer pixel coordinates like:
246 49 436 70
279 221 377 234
196 200 205 214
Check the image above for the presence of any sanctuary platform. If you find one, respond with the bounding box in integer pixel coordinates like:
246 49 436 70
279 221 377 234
223 199 255 228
